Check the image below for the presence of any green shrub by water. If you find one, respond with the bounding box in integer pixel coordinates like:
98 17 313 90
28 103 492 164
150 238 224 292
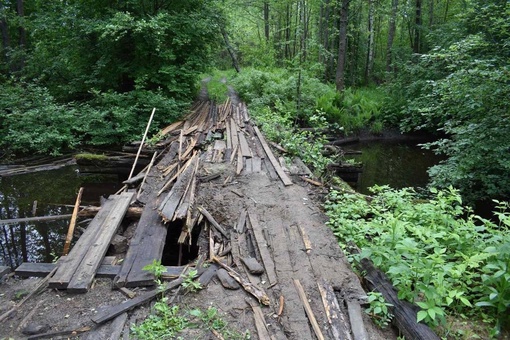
325 185 510 337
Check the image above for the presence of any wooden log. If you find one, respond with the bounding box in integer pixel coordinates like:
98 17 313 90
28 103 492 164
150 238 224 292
293 279 325 340
317 279 353 340
253 126 292 186
355 253 440 340
67 192 135 293
122 172 146 186
63 187 84 256
301 176 323 187
197 206 228 238
247 211 278 287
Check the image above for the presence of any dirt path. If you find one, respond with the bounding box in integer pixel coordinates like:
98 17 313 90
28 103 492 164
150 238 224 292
0 95 397 339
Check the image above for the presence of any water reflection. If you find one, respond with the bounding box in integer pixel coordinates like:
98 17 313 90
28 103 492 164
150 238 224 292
0 167 121 268
346 141 443 195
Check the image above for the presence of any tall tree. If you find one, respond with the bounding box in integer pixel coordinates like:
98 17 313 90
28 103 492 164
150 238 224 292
336 0 350 91
386 0 398 72
365 0 375 83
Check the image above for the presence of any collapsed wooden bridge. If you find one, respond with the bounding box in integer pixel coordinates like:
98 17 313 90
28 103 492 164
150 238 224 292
4 98 439 339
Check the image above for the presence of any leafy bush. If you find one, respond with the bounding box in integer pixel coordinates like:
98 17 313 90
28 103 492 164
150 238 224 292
325 186 510 335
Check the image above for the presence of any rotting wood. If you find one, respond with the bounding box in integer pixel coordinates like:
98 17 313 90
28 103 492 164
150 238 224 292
253 126 292 186
0 267 57 323
119 287 136 299
49 195 123 289
198 206 228 238
238 131 252 158
346 301 368 340
293 279 325 340
212 256 270 306
77 206 142 219
63 187 84 256
173 158 199 222
109 312 128 340
160 120 184 136
67 192 134 293
277 295 285 318
236 146 243 175
241 257 264 275
246 298 272 340
236 209 247 233
197 263 218 287
247 211 278 287
93 268 192 324
122 172 145 186
217 268 240 290
159 154 199 222
317 279 353 340
15 262 122 278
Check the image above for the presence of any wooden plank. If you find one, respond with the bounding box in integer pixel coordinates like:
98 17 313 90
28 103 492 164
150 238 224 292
253 126 292 186
114 198 168 288
293 279 325 340
252 156 262 173
49 196 121 289
94 270 192 324
236 209 247 233
236 147 243 175
247 211 278 287
346 301 368 340
0 266 11 279
238 131 252 158
246 298 272 340
198 206 228 238
230 119 239 151
158 154 198 222
67 192 135 293
317 279 353 340
15 262 182 280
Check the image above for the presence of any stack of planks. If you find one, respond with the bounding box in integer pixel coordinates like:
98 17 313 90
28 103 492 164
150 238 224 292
114 98 293 288
48 192 134 293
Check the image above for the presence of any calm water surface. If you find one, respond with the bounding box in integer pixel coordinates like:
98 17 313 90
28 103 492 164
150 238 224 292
0 166 121 268
346 141 443 195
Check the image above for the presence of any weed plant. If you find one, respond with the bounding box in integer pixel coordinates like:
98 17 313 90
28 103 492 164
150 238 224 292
325 186 510 337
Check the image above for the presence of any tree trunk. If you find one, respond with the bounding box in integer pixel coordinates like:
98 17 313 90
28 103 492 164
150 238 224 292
386 0 398 73
335 0 350 91
220 26 241 73
264 2 270 42
0 4 9 53
413 0 422 53
365 0 375 84
428 0 434 27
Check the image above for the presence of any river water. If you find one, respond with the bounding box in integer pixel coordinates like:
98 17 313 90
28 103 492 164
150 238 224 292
344 141 443 195
0 167 121 268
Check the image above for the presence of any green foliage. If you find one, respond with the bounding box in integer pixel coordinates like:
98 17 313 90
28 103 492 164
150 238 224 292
383 1 510 202
201 69 237 103
132 305 250 340
316 87 386 134
365 292 393 328
181 269 202 292
142 259 167 288
325 186 510 335
131 300 188 340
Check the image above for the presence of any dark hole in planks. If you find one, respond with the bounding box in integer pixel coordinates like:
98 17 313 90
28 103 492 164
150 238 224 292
160 220 201 266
